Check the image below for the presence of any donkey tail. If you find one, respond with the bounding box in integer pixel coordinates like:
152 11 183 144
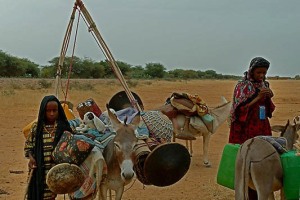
242 139 254 200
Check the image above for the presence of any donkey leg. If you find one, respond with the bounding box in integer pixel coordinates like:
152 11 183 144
279 189 285 200
185 140 189 153
96 160 104 200
172 131 176 142
100 184 109 200
189 140 193 155
234 151 246 200
267 193 275 200
202 133 211 167
115 187 125 200
251 161 276 200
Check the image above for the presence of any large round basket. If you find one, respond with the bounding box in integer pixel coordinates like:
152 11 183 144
144 143 191 187
46 163 85 194
108 90 144 111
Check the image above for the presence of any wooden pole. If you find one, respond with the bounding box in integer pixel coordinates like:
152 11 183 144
75 0 142 112
55 5 77 98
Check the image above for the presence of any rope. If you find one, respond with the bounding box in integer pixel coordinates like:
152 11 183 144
58 0 157 141
75 0 142 112
63 7 81 103
74 0 164 141
56 0 141 112
55 3 77 98
80 14 107 61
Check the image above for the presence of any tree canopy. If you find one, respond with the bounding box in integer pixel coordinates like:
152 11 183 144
1 50 296 80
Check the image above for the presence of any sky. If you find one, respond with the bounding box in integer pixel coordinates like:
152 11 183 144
1 0 300 77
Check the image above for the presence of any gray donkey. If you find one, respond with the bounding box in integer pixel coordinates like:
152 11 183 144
235 117 300 200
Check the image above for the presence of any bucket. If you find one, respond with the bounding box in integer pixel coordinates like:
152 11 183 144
217 143 240 190
281 151 300 200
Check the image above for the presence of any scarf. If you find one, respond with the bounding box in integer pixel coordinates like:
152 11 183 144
28 95 72 200
230 57 270 122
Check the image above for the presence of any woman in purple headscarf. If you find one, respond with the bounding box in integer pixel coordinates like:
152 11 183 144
228 57 275 199
229 57 275 144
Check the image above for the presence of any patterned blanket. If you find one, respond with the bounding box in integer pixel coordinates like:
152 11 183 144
69 146 107 200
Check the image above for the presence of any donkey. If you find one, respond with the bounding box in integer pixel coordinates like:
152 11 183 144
157 96 231 167
100 105 139 200
235 118 300 200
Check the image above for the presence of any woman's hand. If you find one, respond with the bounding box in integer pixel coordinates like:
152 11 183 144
28 154 37 169
259 88 273 98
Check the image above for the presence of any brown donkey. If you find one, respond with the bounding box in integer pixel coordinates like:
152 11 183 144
100 105 139 200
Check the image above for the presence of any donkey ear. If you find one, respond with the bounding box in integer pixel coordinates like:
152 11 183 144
294 116 300 125
271 125 285 133
293 116 300 130
130 112 141 128
106 104 122 130
93 115 106 132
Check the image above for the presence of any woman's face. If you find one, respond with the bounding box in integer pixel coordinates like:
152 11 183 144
45 101 59 124
251 67 268 82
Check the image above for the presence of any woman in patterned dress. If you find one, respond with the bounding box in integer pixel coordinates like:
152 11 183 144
228 57 275 200
24 95 73 200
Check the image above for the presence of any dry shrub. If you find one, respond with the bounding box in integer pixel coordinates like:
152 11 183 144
38 79 52 89
1 89 15 96
70 81 95 91
127 79 138 88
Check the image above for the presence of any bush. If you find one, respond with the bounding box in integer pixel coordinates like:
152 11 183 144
38 79 52 89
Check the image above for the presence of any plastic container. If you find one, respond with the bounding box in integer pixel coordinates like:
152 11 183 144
76 98 102 120
259 105 266 120
217 143 240 190
280 151 300 200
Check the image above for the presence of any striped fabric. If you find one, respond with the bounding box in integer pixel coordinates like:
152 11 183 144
24 123 57 199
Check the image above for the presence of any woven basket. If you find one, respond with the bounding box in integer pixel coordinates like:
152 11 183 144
46 163 85 194
142 111 173 143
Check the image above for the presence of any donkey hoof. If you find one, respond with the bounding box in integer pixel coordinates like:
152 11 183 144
203 161 211 167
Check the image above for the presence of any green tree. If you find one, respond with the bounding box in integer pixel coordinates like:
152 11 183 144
168 69 185 79
145 63 166 78
116 61 132 77
0 50 39 77
128 65 147 79
19 58 39 77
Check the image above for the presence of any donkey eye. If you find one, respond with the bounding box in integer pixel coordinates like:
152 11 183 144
114 143 121 150
132 144 138 150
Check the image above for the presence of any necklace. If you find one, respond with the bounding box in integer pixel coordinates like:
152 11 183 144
44 122 57 141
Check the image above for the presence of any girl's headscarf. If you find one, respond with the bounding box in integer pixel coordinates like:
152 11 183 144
28 95 72 199
229 57 270 122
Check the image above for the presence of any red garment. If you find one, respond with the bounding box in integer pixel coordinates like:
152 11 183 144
229 97 275 144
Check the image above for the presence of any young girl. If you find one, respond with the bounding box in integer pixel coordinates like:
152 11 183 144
228 57 275 200
24 95 73 200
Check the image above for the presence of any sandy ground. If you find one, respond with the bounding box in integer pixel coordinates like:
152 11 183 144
0 78 299 200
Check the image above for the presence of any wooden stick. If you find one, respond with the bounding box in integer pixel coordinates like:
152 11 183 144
24 169 34 200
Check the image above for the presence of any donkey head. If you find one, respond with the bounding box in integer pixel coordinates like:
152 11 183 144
106 104 139 183
271 119 300 150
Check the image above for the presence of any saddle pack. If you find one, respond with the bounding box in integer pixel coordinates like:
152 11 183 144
167 92 214 132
